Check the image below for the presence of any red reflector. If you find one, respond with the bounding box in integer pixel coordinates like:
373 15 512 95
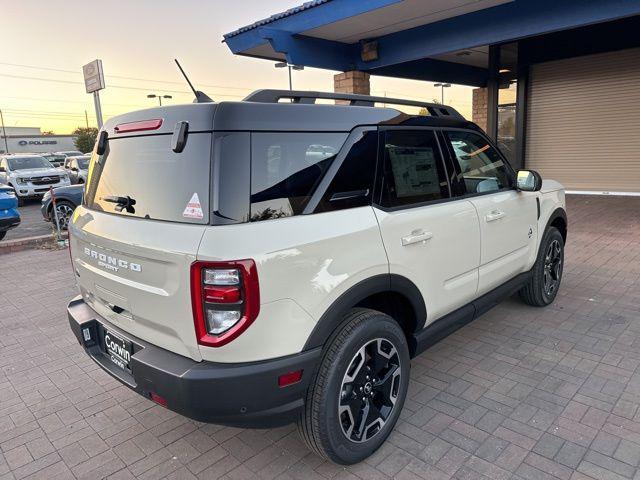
204 285 241 303
149 392 168 407
114 118 163 133
278 370 303 388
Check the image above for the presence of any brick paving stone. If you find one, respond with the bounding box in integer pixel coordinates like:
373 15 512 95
1 194 640 479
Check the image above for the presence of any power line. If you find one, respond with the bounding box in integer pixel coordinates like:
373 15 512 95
0 94 148 108
0 73 247 98
0 61 254 91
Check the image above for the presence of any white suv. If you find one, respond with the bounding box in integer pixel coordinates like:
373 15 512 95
0 154 71 205
67 91 566 465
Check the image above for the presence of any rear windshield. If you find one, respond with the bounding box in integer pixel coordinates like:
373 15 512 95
77 157 90 169
84 133 211 224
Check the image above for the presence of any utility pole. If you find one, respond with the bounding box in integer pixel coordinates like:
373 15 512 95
0 109 8 154
85 110 89 128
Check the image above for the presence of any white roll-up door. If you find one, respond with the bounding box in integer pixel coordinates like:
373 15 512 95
526 48 640 193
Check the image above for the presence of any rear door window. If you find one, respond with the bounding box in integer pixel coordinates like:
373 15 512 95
250 132 347 221
379 130 450 208
84 133 211 224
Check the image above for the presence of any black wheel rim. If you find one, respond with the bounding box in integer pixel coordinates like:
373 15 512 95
55 204 74 230
543 239 562 296
338 338 401 443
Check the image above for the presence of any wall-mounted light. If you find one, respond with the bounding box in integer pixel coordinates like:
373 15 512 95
360 40 378 62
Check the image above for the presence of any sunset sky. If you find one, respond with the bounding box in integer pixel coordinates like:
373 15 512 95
1 0 474 134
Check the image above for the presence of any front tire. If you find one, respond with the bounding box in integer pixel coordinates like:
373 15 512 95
297 309 410 464
519 226 564 306
50 200 76 230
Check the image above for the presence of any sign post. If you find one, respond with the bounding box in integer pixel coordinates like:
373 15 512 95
83 59 105 128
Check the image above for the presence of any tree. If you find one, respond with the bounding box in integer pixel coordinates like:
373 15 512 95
73 127 98 153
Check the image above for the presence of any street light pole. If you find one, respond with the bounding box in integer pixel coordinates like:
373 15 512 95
0 109 9 154
434 83 451 104
275 62 304 91
147 94 172 106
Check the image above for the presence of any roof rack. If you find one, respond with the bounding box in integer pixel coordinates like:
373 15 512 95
243 89 465 119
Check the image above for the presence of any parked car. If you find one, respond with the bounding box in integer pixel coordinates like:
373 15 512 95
41 184 83 230
0 154 71 206
0 186 20 241
67 91 567 465
55 150 84 158
41 152 66 168
62 155 90 184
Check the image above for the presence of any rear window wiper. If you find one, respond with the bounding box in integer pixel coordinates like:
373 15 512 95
103 195 136 213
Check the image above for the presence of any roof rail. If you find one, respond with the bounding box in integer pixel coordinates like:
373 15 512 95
243 89 465 119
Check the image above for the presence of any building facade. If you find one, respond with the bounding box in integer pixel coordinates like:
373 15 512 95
0 126 78 155
224 0 640 194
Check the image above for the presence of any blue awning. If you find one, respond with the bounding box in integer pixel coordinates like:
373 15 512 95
224 0 640 86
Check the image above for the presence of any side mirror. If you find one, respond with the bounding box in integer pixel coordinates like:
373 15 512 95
517 170 542 192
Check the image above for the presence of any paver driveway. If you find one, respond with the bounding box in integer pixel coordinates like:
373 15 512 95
1 194 640 480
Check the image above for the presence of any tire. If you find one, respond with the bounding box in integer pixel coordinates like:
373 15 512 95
15 193 24 207
50 200 76 231
519 226 564 307
0 231 6 241
297 308 410 464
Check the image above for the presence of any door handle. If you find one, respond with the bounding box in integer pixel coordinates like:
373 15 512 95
485 210 506 222
401 230 433 246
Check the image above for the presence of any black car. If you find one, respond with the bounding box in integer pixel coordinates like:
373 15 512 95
41 184 83 230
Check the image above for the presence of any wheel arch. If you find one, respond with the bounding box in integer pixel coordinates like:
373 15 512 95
545 207 567 243
303 274 427 356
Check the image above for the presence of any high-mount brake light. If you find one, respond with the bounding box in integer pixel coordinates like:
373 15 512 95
190 260 259 347
114 119 163 134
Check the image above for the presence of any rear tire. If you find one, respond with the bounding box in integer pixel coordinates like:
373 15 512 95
519 226 564 307
297 308 410 465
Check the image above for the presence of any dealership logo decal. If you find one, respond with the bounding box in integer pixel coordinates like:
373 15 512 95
84 247 141 272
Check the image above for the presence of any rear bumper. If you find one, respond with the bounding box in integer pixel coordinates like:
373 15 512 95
67 296 321 428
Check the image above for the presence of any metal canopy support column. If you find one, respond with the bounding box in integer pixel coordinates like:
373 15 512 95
486 45 499 141
514 63 529 170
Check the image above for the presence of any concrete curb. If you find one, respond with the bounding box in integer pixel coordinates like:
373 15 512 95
0 232 68 255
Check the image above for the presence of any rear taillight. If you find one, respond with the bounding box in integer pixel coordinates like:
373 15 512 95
190 260 259 347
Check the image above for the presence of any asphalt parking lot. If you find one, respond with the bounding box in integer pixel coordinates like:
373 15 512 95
1 200 53 242
1 194 640 480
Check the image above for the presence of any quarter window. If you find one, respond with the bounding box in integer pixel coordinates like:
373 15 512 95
315 130 378 213
379 130 449 208
250 132 347 221
446 131 512 195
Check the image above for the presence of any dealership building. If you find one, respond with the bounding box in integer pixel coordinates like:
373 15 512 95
0 126 78 155
225 0 640 194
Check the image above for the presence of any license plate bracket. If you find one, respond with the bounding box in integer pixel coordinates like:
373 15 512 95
101 327 133 372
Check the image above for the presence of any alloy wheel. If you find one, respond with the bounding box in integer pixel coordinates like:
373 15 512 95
54 203 74 230
543 239 562 296
338 338 401 443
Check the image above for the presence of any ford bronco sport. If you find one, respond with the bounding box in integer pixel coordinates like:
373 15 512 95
67 90 567 465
